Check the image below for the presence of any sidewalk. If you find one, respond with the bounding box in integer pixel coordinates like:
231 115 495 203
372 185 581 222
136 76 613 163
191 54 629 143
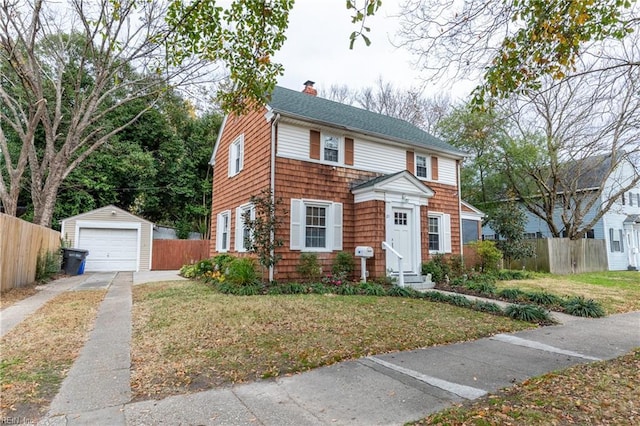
7 273 635 425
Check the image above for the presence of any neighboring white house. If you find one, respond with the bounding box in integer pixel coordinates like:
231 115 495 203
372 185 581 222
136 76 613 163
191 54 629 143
60 205 153 272
483 155 640 271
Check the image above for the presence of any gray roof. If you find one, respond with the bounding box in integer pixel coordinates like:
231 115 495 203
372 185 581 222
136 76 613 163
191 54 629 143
351 171 404 191
268 86 465 157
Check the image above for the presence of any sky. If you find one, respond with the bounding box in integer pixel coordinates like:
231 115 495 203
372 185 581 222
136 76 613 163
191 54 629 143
273 0 476 101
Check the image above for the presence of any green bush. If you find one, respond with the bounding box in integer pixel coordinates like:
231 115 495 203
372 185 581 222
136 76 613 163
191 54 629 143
212 254 235 272
498 288 528 301
335 284 359 295
527 291 564 307
332 251 355 277
472 301 504 314
470 240 502 272
449 276 467 287
387 286 413 297
464 279 497 295
36 250 61 282
562 296 606 318
422 261 444 284
505 304 551 323
494 269 532 280
226 258 259 286
447 254 466 278
447 294 473 308
296 253 322 282
422 291 450 302
274 282 308 295
310 283 330 294
359 282 386 296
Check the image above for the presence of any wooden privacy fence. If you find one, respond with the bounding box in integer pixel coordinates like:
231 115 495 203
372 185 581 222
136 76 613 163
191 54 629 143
1 213 61 291
464 238 608 274
152 239 210 270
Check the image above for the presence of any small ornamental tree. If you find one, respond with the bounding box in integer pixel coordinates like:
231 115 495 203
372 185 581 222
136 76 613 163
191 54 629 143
486 202 535 266
242 188 283 281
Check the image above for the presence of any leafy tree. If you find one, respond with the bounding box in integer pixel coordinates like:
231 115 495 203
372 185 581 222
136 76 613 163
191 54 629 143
242 188 284 282
435 106 507 207
398 0 639 103
485 202 535 266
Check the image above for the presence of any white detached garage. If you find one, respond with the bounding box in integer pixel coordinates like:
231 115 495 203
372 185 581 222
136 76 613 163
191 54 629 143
60 205 153 272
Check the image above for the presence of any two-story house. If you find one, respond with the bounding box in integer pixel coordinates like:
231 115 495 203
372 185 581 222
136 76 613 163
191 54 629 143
483 154 640 271
209 82 471 283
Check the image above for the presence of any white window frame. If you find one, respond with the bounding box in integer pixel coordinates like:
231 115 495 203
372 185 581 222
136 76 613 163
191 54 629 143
609 228 624 252
290 199 343 252
228 134 244 177
427 212 451 254
415 154 429 179
321 132 341 164
216 210 231 252
235 203 255 252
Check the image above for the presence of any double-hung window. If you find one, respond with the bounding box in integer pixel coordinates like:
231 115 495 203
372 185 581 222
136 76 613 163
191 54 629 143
290 199 343 251
228 135 244 177
323 134 340 163
416 154 428 178
235 203 255 252
428 213 452 253
216 211 231 252
609 228 624 252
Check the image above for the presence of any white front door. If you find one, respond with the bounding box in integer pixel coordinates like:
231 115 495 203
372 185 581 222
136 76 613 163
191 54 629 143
388 207 415 273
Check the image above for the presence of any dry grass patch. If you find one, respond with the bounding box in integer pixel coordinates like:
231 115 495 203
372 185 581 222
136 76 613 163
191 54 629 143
0 290 105 420
414 348 640 425
0 285 40 309
131 281 533 400
497 271 640 314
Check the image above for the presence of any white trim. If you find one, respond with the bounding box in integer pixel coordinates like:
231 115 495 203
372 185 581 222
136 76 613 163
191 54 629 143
216 210 231 252
228 134 244 177
385 202 421 273
428 212 452 254
235 203 255 252
289 198 343 252
320 131 342 164
415 153 430 180
209 115 228 165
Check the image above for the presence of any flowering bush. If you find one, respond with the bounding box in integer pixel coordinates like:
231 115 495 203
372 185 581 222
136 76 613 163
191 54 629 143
204 270 225 284
322 272 348 287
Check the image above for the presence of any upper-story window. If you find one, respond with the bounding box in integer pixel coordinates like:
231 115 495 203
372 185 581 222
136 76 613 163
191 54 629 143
416 154 428 178
323 133 340 163
228 134 244 177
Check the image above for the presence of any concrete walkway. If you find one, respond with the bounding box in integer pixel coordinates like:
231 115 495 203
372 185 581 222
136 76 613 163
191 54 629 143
2 272 636 425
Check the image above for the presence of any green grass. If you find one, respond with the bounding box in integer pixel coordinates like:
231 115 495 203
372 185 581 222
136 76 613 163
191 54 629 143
131 281 534 400
496 271 640 314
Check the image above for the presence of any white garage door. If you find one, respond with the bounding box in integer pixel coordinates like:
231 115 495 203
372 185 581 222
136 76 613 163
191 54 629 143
78 228 138 271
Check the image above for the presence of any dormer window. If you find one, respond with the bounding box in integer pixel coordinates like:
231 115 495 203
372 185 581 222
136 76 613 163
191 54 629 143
323 134 340 163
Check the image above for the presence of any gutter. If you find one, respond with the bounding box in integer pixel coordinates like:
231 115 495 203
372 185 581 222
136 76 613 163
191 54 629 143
269 113 281 282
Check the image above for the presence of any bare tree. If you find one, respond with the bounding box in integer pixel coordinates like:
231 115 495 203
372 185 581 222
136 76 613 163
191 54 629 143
321 77 451 133
497 48 640 239
0 0 213 226
397 0 640 101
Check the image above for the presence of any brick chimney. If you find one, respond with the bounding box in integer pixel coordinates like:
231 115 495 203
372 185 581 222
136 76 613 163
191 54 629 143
302 80 317 96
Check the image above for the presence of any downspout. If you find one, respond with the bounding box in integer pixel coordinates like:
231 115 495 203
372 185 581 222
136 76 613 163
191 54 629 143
269 113 281 282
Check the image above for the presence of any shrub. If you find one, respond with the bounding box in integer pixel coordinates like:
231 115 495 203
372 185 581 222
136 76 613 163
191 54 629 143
267 282 307 295
310 283 330 294
422 291 450 302
527 291 564 307
472 301 504 314
332 251 355 277
562 296 606 318
235 284 263 296
422 261 444 284
449 276 467 287
447 294 473 308
447 254 466 278
36 249 61 282
296 253 322 282
226 258 259 286
464 279 497 295
505 304 551 323
387 286 413 297
322 273 348 287
212 254 235 272
359 282 386 296
335 284 359 295
180 258 215 279
470 240 502 272
498 288 528 301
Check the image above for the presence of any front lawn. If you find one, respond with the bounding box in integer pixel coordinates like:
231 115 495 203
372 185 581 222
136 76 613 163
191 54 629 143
413 348 640 425
131 280 534 400
496 271 640 314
